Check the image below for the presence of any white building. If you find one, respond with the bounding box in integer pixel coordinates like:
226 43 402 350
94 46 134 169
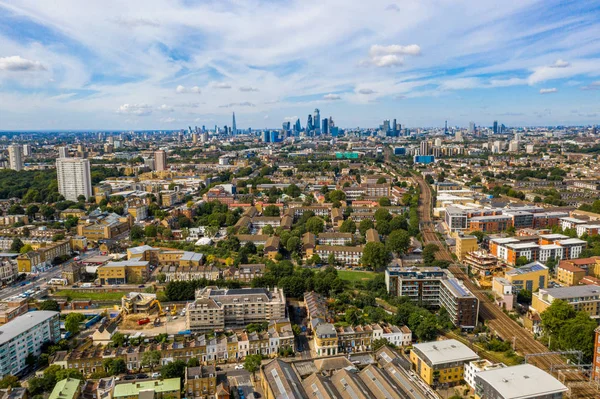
22 144 32 157
58 146 69 158
56 158 92 201
464 359 506 390
381 324 412 347
475 364 567 399
0 311 61 377
7 145 23 171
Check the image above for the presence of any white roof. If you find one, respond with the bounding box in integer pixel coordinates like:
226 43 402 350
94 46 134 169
0 311 58 345
475 364 567 398
412 339 478 365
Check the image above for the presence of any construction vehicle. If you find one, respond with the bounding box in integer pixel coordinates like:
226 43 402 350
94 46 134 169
153 317 161 327
148 299 166 317
170 305 177 316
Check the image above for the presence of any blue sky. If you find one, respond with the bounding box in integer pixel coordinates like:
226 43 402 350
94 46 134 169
0 0 599 130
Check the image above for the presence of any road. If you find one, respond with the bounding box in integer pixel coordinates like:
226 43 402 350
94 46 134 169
409 171 598 398
0 249 99 301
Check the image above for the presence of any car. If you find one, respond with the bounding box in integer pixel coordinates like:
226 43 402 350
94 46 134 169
234 365 244 370
136 373 148 379
151 372 161 378
138 285 145 288
123 375 136 381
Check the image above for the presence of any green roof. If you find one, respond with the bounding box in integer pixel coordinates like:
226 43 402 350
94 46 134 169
49 378 81 399
113 378 180 397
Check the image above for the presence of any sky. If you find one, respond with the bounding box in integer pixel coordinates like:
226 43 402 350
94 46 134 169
0 0 599 130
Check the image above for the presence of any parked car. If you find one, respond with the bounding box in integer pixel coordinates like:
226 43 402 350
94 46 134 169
234 365 244 370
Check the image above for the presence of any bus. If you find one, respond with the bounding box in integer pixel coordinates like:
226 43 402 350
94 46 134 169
48 278 68 286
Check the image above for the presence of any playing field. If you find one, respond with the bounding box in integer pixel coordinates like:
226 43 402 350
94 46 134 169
53 290 125 301
337 270 377 282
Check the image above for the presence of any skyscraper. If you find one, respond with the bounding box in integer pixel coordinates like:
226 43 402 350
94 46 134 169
322 118 329 135
307 114 313 133
444 120 448 135
419 140 430 156
493 120 498 134
8 144 23 171
295 119 301 133
468 122 475 134
232 112 237 135
154 150 167 172
56 158 92 201
313 108 320 135
393 119 397 135
22 144 32 157
58 146 69 158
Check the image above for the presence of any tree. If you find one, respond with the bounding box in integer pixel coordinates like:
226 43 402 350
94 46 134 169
161 360 187 380
327 253 337 266
386 229 411 256
130 225 145 240
157 273 167 283
345 308 361 325
26 204 40 218
372 338 393 351
286 236 300 253
339 219 356 234
517 289 532 305
376 220 391 236
422 244 439 265
361 242 391 271
374 208 391 223
378 197 391 206
263 205 281 217
545 257 558 273
471 230 485 243
244 354 262 379
9 238 24 253
329 190 346 202
558 312 597 362
19 244 33 254
262 225 274 235
359 220 374 236
7 204 24 215
103 358 127 375
144 225 158 238
55 369 84 381
141 350 162 371
306 216 325 235
111 332 126 347
0 375 20 389
541 300 576 336
516 256 530 266
64 313 85 335
284 184 302 198
187 358 200 367
39 300 60 311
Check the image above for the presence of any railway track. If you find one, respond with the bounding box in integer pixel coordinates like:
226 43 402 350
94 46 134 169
407 171 598 398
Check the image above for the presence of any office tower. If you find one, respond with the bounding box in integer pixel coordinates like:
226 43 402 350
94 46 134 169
262 131 270 143
393 118 397 135
468 122 475 134
444 120 448 135
8 144 23 171
592 125 597 135
500 123 506 134
270 131 279 143
382 120 390 132
493 120 498 134
455 131 463 142
56 158 92 201
307 114 313 133
22 144 32 157
508 140 519 152
107 136 114 145
295 119 301 133
232 112 237 135
201 131 209 142
313 108 320 135
419 140 430 156
192 133 198 144
322 118 329 135
434 138 442 147
154 150 167 171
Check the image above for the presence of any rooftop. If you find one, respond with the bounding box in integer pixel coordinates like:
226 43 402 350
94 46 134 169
412 339 478 366
475 364 567 398
49 379 81 399
113 378 180 398
0 311 58 345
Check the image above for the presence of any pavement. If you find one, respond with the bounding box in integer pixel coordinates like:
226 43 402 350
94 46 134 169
228 369 262 399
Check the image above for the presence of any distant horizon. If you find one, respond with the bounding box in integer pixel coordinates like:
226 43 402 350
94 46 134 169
1 1 599 129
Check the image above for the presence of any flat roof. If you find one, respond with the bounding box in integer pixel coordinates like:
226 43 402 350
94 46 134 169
0 311 58 345
412 339 478 366
475 364 567 398
49 379 81 399
103 261 149 267
543 284 600 299
113 378 180 397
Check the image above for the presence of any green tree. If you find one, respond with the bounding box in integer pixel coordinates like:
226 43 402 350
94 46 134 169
286 236 301 253
284 184 302 198
263 205 281 217
55 369 84 381
306 216 325 235
374 208 392 223
141 350 162 371
130 225 145 240
26 204 40 218
19 244 33 254
516 256 530 266
144 225 158 238
329 190 346 202
0 375 20 389
339 219 356 234
558 312 597 362
378 197 391 206
422 244 439 265
262 224 275 235
517 289 532 305
386 229 411 256
7 204 24 215
103 358 127 375
244 354 262 379
39 300 60 311
157 273 167 283
64 313 85 335
187 358 200 367
161 360 187 380
359 220 374 236
111 332 126 347
361 242 391 271
371 338 393 351
9 238 24 253
327 253 337 266
541 299 576 336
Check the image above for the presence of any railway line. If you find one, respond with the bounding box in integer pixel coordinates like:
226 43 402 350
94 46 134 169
404 169 598 398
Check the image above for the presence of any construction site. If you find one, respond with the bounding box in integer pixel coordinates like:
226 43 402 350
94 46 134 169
117 292 187 335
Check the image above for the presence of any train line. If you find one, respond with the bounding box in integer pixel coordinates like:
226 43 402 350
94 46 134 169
404 169 598 398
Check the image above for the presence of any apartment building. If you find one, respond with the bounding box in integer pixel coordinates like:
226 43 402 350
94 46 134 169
556 263 586 286
410 339 479 387
97 261 150 285
184 366 217 399
385 267 479 329
16 239 72 273
455 235 478 261
56 158 92 201
489 235 586 266
0 297 28 326
532 285 600 318
186 287 286 332
160 265 220 282
0 311 60 377
504 262 548 292
315 245 363 266
474 364 567 399
223 264 265 282
77 211 130 241
317 232 353 246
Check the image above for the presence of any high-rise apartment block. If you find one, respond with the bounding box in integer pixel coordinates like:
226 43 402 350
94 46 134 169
8 145 23 171
56 158 92 201
154 150 167 171
58 146 69 158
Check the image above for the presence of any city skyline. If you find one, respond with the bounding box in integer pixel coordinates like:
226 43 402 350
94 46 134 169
1 1 600 130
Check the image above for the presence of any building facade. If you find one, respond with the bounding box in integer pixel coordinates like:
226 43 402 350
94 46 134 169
56 158 92 201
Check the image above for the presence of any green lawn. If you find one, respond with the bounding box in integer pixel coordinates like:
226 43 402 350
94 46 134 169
53 290 125 301
337 270 377 283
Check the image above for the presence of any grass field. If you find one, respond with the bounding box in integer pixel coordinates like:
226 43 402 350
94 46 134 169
53 290 125 301
337 270 377 283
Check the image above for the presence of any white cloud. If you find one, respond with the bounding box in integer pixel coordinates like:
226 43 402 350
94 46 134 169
440 77 482 90
219 102 255 108
357 88 376 95
160 117 176 123
190 86 201 93
239 86 258 92
539 88 557 94
581 81 600 90
176 85 201 94
158 104 174 112
111 17 160 28
213 82 232 89
385 4 400 12
323 93 341 100
0 55 46 71
176 85 186 93
369 44 421 57
49 93 77 100
550 59 570 68
117 103 152 116
264 115 269 119
283 116 298 122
